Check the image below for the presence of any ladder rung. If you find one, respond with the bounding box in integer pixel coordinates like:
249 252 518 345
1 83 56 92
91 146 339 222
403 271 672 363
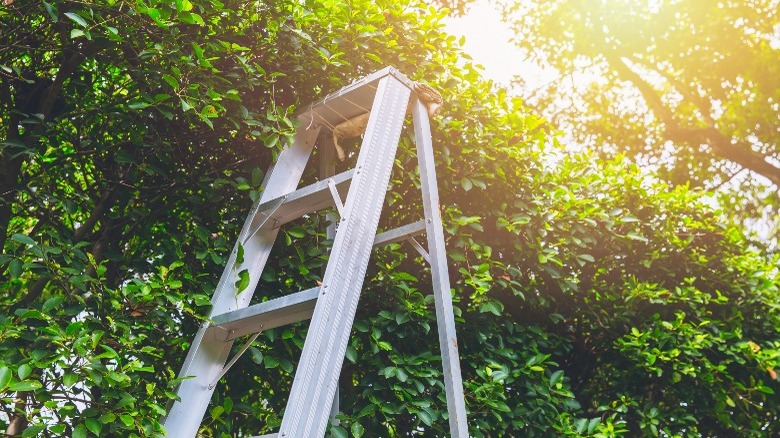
212 221 428 342
246 169 354 239
211 288 319 341
373 219 426 246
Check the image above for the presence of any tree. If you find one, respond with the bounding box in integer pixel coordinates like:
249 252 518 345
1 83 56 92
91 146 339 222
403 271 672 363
498 0 780 240
1 0 779 436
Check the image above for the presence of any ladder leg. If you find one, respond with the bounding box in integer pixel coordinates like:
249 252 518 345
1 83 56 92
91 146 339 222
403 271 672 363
278 75 411 437
163 126 320 437
412 97 469 437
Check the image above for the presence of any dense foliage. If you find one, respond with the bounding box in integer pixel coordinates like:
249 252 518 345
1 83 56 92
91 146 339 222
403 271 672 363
1 0 778 436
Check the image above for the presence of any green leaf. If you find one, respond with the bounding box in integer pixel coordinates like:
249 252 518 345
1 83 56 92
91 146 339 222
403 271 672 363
417 409 433 426
263 134 279 149
42 296 63 313
479 300 503 316
70 29 85 39
11 233 36 246
194 294 212 306
9 380 42 392
263 355 279 369
72 424 87 438
331 425 348 438
190 12 205 25
461 177 473 191
86 418 102 436
236 243 245 265
119 414 134 426
21 424 45 438
64 12 87 27
0 367 12 390
345 345 357 363
287 226 307 238
9 259 22 278
575 418 587 434
578 253 595 262
249 347 263 364
17 364 32 380
235 269 250 293
146 7 161 20
350 421 365 437
587 417 600 434
211 405 224 421
224 397 233 413
199 113 214 129
626 232 648 243
63 372 78 387
549 369 564 387
162 74 178 89
43 2 58 21
191 42 204 59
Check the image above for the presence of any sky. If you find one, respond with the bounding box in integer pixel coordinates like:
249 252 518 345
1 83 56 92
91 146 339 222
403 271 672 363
443 0 550 88
443 1 519 84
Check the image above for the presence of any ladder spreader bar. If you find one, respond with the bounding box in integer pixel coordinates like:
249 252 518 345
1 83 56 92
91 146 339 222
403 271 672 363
373 219 426 246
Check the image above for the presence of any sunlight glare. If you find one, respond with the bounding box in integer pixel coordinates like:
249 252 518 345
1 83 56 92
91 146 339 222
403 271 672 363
443 0 552 88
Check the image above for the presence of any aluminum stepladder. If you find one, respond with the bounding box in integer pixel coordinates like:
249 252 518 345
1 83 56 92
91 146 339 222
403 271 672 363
162 67 468 437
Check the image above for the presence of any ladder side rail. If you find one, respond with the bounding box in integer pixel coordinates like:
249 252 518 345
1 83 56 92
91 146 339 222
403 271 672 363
319 133 341 431
279 76 412 437
412 96 469 437
163 126 320 437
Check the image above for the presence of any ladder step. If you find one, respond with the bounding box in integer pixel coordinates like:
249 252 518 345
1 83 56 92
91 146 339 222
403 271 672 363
211 287 319 341
245 169 355 240
296 66 415 133
212 220 428 341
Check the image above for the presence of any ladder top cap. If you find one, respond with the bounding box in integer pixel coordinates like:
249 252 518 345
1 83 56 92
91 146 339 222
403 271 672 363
295 67 415 132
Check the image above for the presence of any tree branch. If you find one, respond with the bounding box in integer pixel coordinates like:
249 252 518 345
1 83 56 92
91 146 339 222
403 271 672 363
603 52 780 188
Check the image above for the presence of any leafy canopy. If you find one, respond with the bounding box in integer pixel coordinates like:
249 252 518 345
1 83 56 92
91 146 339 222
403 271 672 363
1 0 779 436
